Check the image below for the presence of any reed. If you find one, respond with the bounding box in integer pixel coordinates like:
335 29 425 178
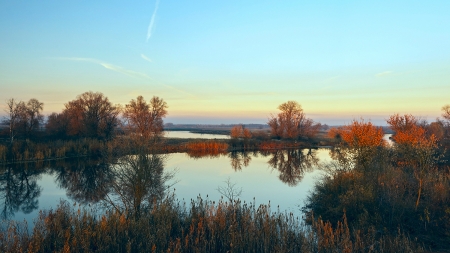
1 196 424 253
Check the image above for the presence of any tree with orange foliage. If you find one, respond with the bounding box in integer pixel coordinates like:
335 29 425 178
340 120 384 149
387 114 438 149
329 119 384 170
387 114 440 209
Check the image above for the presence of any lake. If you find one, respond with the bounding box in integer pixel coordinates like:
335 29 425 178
164 131 230 139
2 132 391 227
0 148 329 227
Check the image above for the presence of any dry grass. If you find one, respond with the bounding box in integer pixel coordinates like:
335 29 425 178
0 196 424 253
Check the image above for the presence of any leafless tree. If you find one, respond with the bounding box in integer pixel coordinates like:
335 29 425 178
3 99 20 143
2 99 41 142
217 177 242 202
24 98 44 136
268 101 320 139
442 105 450 121
123 96 168 141
63 91 120 139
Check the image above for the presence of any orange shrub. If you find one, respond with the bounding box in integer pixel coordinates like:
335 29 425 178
339 120 384 148
185 141 228 158
387 114 437 149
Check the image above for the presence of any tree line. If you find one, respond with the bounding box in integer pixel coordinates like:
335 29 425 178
3 92 450 153
2 91 167 142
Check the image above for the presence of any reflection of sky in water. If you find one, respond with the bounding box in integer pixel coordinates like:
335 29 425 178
5 148 330 226
164 131 230 139
11 173 69 227
165 149 329 216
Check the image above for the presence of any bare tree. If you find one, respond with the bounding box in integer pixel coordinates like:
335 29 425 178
217 177 242 202
64 92 120 139
24 99 44 136
3 99 23 143
123 96 168 141
442 105 450 121
268 101 320 139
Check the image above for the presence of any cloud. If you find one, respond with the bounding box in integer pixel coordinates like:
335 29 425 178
56 57 151 79
376 71 393 77
146 0 160 42
141 54 152 62
99 63 151 79
54 57 198 98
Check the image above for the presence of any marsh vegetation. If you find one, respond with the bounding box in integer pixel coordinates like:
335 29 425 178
1 94 450 252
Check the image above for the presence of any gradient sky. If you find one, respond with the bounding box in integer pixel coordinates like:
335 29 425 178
1 1 449 125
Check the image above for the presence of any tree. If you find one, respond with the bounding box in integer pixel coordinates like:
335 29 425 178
24 98 44 137
3 99 21 143
268 101 320 139
340 120 384 149
441 105 450 145
442 104 450 121
230 125 252 139
45 112 70 139
2 98 43 141
123 96 168 141
328 119 385 170
63 92 120 139
387 114 439 209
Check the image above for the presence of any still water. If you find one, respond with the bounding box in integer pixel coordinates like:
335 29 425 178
1 148 330 226
164 131 230 139
1 133 393 226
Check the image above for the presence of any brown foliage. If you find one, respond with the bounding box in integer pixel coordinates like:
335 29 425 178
185 141 228 158
123 96 167 141
0 197 425 253
230 125 252 139
63 91 120 139
268 101 320 139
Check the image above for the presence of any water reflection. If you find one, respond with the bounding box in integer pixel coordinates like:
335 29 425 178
0 164 43 219
3 148 325 222
106 153 174 219
264 149 319 186
229 151 252 171
52 158 113 204
186 150 225 159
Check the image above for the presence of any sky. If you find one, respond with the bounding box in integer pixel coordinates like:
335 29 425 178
1 0 449 125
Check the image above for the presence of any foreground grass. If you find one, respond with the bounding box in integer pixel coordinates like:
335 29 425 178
1 196 424 253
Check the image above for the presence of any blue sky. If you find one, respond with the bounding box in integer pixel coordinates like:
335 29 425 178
1 0 449 124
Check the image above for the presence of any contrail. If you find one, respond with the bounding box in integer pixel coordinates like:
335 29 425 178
146 0 160 42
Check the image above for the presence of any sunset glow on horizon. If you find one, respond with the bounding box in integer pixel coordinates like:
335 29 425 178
1 1 449 125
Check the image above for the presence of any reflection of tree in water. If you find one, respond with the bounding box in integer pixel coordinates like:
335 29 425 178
229 151 252 171
186 151 223 159
106 153 174 219
52 158 113 204
265 149 318 186
0 164 43 219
